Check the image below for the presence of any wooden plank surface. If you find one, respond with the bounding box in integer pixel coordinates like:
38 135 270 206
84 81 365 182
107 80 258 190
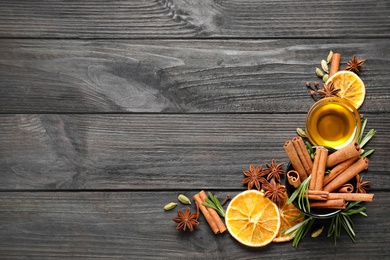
0 39 389 113
0 114 387 190
0 191 388 259
0 0 389 38
1 0 389 258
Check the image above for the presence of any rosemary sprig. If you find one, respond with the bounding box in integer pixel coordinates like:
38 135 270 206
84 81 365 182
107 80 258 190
360 149 375 158
358 118 376 152
327 201 367 245
203 192 226 218
288 175 311 212
283 216 315 247
358 118 368 143
360 129 377 148
305 141 315 160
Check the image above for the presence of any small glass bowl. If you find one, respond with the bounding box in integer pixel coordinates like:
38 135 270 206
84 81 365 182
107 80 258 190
285 146 355 219
305 97 361 150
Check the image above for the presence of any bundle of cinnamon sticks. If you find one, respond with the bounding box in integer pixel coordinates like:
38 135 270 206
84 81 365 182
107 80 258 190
193 190 226 234
285 138 374 209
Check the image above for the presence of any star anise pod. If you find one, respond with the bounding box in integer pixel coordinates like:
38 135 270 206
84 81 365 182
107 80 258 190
263 179 286 204
262 159 286 183
172 208 199 232
317 81 341 99
355 174 371 193
345 55 365 75
242 164 267 191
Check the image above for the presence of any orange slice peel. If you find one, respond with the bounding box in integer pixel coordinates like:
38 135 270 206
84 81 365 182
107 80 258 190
326 70 366 109
225 190 281 247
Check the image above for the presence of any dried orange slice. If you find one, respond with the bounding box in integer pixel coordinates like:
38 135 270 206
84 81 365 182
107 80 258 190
225 190 280 247
326 70 366 109
273 194 304 242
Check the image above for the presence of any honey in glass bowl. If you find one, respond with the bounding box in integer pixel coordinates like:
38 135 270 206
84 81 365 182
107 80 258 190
305 97 361 149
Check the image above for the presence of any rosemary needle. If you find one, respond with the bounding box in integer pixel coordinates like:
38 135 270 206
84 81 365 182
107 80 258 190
327 201 367 245
288 175 311 213
203 192 226 218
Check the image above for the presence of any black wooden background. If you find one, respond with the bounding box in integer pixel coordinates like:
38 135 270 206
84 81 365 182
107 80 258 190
0 0 389 258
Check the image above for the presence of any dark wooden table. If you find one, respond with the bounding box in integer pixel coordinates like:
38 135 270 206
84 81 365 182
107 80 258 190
1 1 389 258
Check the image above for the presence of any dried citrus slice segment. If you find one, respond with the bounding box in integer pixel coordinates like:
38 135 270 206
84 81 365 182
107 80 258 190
225 190 280 247
326 70 366 109
273 194 304 242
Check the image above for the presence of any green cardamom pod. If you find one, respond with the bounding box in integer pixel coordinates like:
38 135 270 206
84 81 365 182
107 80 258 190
164 202 177 211
311 226 324 237
296 128 307 138
321 59 329 73
315 67 324 78
178 194 191 205
327 50 333 63
322 74 329 83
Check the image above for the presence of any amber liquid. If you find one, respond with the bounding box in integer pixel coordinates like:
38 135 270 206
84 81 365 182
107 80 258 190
307 103 357 149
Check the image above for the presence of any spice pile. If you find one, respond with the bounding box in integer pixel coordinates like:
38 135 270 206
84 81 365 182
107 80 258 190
164 51 376 247
308 51 366 109
284 119 376 245
285 138 374 211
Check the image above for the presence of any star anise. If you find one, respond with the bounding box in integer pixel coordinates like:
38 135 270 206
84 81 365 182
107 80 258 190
263 179 286 204
262 159 286 183
242 164 267 191
172 208 199 232
345 55 365 75
317 81 341 99
355 174 371 193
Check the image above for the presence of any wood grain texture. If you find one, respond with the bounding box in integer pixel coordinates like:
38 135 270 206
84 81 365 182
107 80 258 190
0 39 389 113
0 114 387 190
0 0 389 38
0 191 388 259
1 0 389 257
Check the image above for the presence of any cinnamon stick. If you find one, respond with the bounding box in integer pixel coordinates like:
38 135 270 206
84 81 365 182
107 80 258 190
315 148 328 190
193 194 220 234
310 199 346 209
328 192 374 202
199 191 227 233
337 183 354 193
284 140 308 181
323 156 358 187
309 148 320 190
309 147 328 190
329 53 341 77
308 194 328 201
309 190 329 196
307 190 329 201
292 136 313 175
287 170 301 188
327 141 361 168
323 157 369 192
